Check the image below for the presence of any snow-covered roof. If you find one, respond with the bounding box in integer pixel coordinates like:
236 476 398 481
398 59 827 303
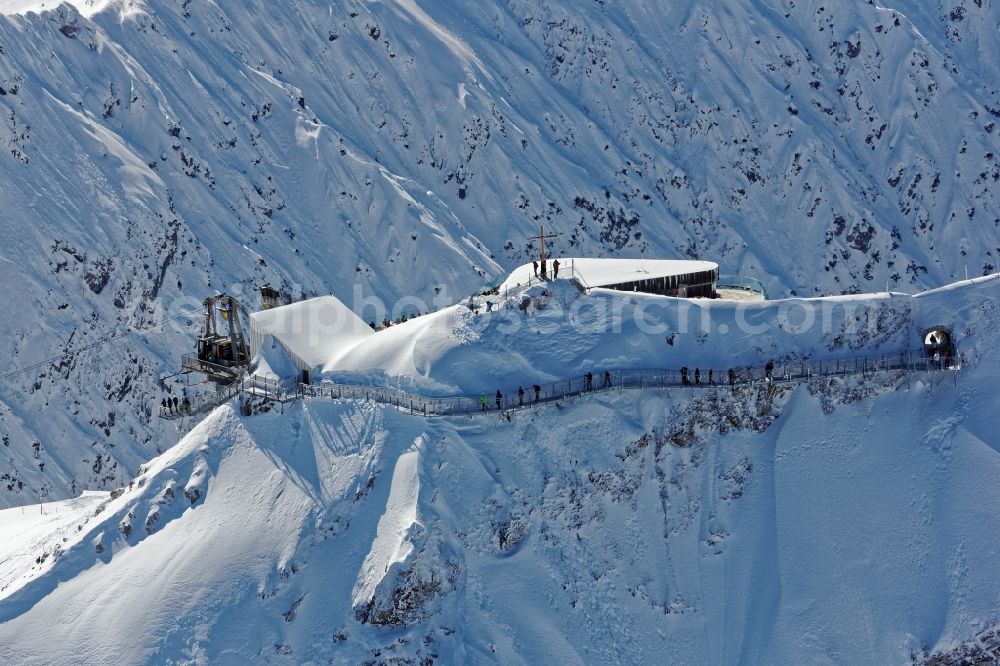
500 257 718 292
249 296 374 369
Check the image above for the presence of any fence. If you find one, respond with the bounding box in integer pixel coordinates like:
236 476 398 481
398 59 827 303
497 265 591 306
717 275 767 298
160 349 953 421
159 374 296 420
179 353 245 379
414 348 948 413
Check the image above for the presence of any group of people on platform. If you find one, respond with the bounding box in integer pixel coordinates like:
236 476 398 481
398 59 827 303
681 366 736 386
161 395 191 415
532 258 561 280
479 362 779 411
479 370 613 411
679 362 773 387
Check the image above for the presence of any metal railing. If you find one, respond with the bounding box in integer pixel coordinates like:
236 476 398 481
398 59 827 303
180 353 245 378
159 374 295 420
497 264 591 306
160 349 954 421
717 275 767 298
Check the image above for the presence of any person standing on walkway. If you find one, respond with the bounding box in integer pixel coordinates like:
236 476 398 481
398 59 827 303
540 258 547 280
480 393 488 411
183 396 191 414
765 360 774 381
172 396 179 412
728 368 735 386
534 384 541 402
585 371 593 391
533 260 539 278
694 368 701 385
603 371 612 388
518 386 525 406
495 390 503 410
681 366 690 386
708 369 714 384
552 259 561 279
161 397 168 414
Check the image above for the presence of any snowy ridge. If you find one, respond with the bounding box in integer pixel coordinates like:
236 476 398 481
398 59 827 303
352 439 423 611
0 276 996 663
311 275 991 398
0 0 125 19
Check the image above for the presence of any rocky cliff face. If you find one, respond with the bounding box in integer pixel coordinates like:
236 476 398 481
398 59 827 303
0 0 998 506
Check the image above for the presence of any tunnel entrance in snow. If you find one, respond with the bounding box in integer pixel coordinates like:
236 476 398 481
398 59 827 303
922 327 954 360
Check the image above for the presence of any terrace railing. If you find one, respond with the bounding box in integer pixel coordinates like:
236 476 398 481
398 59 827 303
717 275 767 298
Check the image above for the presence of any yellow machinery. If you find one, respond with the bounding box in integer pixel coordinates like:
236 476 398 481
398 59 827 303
259 283 286 310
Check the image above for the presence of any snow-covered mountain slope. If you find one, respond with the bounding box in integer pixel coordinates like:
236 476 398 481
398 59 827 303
0 0 999 507
0 277 997 664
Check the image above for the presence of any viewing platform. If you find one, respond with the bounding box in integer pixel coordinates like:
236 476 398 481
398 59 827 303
716 275 767 301
501 257 720 298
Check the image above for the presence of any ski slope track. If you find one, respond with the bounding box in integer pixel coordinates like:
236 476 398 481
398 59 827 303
0 275 997 664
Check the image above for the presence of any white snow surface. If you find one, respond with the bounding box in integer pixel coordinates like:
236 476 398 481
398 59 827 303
0 277 996 664
351 437 423 612
0 490 109 596
0 0 120 18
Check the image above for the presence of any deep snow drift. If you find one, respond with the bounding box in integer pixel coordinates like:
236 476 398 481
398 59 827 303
0 276 997 664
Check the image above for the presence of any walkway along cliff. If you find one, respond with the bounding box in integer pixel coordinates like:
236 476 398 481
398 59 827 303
160 349 957 425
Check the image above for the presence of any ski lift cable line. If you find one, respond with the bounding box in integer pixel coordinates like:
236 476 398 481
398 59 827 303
0 305 205 383
0 278 265 383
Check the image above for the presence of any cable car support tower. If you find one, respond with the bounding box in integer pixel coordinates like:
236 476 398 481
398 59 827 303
181 294 251 384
